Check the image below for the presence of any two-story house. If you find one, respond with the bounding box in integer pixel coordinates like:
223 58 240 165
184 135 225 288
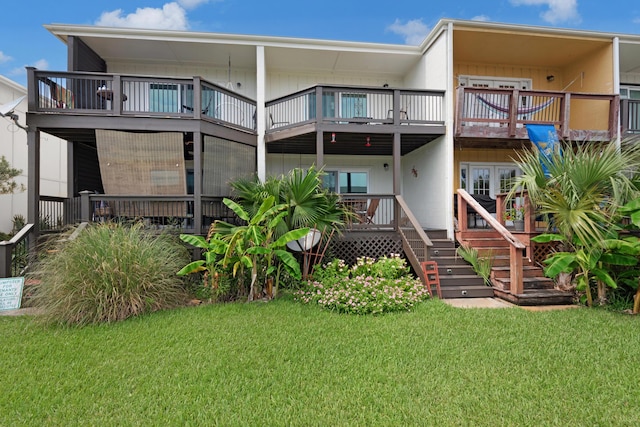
21 19 638 300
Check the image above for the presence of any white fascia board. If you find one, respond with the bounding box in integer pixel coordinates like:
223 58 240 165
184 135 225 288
0 75 26 95
44 24 420 55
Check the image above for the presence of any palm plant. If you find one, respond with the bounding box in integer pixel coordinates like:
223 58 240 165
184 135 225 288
508 139 640 305
231 166 353 237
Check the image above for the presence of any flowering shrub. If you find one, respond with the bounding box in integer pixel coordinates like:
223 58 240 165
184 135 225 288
503 204 525 221
295 254 429 315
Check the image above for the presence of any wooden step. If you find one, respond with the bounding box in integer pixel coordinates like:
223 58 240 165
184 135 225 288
428 238 456 249
493 288 574 306
439 264 475 276
440 285 495 299
440 274 486 287
425 229 448 240
492 276 555 291
461 237 510 248
476 247 511 257
491 265 544 280
429 247 457 258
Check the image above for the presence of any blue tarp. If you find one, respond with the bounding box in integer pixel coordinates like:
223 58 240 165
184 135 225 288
526 124 560 177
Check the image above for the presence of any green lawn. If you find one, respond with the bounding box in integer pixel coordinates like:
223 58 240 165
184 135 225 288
1 298 639 426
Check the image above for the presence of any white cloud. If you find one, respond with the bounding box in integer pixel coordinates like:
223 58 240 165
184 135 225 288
96 2 189 30
634 17 640 24
510 0 581 24
386 19 429 45
177 0 210 9
471 15 491 22
9 59 49 76
33 59 49 70
0 51 12 63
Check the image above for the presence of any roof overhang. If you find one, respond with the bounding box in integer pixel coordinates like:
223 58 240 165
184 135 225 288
44 24 422 76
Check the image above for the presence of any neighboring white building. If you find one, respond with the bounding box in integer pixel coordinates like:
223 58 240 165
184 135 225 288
0 75 67 234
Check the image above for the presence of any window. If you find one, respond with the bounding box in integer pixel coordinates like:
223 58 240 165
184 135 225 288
149 83 194 113
322 171 368 194
621 85 640 133
460 163 520 197
150 83 179 113
341 93 367 118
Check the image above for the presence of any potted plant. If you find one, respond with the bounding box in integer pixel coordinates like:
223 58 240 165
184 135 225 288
503 204 525 231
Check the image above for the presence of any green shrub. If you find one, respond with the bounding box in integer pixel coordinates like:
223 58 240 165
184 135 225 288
296 255 428 315
31 223 190 326
456 244 493 285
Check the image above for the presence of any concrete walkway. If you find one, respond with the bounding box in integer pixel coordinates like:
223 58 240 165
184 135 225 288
444 297 579 311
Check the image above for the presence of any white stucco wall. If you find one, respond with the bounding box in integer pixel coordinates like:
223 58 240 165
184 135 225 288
108 62 259 99
266 153 393 194
405 30 448 90
399 29 452 231
400 135 449 230
0 76 67 234
266 71 404 100
621 72 640 85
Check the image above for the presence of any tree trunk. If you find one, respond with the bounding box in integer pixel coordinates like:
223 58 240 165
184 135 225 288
634 278 640 314
596 280 607 306
247 264 258 302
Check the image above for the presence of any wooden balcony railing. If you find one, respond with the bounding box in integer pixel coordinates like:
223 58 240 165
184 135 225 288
265 85 445 131
0 224 34 278
54 193 236 235
621 99 640 135
28 69 257 132
455 87 618 141
341 194 395 231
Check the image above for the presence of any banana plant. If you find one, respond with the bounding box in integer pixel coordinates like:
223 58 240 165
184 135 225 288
534 233 639 306
179 196 309 302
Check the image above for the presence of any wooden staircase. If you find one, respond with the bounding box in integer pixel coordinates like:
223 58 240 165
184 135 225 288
457 229 574 306
425 230 494 299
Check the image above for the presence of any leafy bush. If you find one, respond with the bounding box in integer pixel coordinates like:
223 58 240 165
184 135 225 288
456 244 493 285
31 223 190 326
295 255 428 315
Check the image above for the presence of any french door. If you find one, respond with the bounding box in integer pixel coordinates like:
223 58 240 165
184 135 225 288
461 163 520 198
459 76 532 124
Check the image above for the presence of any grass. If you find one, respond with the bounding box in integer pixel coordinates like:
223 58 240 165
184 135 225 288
1 298 639 425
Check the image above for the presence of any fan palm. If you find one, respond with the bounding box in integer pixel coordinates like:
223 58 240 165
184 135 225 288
509 140 640 249
230 166 351 237
508 139 640 305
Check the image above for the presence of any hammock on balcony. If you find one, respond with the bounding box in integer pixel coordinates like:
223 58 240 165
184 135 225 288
476 95 555 115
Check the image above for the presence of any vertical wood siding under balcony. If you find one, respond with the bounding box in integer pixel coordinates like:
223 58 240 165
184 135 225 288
31 70 256 132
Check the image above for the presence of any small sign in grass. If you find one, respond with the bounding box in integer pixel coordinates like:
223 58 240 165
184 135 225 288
0 277 24 310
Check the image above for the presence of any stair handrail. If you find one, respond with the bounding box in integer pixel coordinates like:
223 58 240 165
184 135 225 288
395 195 432 286
457 189 526 294
0 223 35 278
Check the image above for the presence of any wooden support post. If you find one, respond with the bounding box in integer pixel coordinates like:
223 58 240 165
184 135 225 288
508 90 519 137
457 192 468 233
510 245 524 295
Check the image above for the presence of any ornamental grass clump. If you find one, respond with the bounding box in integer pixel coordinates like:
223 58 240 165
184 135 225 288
31 223 190 326
296 255 428 314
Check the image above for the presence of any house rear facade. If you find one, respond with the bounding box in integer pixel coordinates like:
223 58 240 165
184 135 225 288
23 19 640 245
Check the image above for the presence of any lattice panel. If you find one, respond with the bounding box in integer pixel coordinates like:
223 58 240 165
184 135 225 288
329 233 403 265
532 241 561 266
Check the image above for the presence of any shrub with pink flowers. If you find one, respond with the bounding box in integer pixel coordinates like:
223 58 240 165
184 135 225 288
295 254 429 314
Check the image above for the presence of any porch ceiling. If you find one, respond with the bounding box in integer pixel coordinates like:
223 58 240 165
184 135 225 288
266 132 440 156
620 42 640 75
48 26 419 76
453 29 611 68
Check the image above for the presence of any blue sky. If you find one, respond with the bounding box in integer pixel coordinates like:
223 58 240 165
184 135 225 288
1 0 639 86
